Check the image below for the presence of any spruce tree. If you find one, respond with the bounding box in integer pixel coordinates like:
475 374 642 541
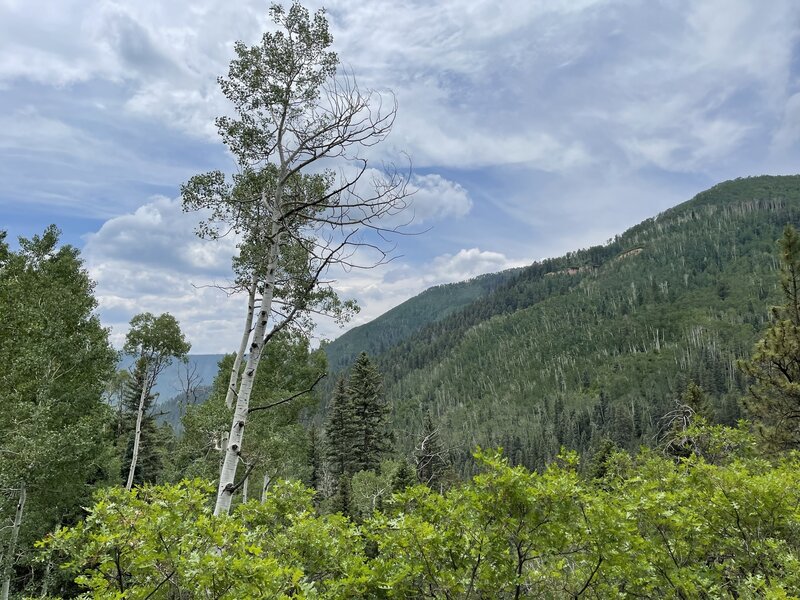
324 377 356 479
391 461 417 493
348 352 391 473
307 425 321 492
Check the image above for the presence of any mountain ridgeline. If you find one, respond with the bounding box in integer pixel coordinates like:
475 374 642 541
323 175 800 474
323 268 521 372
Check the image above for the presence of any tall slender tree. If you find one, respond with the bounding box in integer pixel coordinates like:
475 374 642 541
324 377 356 510
118 359 161 486
122 313 190 490
181 1 409 515
348 352 391 473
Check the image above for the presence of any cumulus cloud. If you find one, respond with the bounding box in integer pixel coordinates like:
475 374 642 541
82 191 525 350
5 0 800 352
81 190 510 351
84 195 235 275
407 174 472 222
83 196 243 351
318 247 528 340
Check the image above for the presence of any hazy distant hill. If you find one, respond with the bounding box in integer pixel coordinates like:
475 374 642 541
118 353 224 402
322 175 800 474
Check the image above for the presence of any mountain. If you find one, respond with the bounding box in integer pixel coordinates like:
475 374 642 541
323 268 521 373
322 175 800 474
118 353 224 402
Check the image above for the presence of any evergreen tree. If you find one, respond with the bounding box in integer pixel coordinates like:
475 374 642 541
391 461 417 493
324 377 356 480
330 473 351 516
307 425 321 492
348 352 391 473
741 225 800 451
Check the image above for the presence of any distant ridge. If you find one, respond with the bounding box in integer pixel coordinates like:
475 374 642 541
323 268 521 373
117 353 224 401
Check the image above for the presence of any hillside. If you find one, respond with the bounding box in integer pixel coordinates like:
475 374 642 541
323 268 520 372
323 175 800 474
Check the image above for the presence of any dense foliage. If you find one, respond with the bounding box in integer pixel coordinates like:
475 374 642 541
0 227 117 596
50 437 800 598
323 353 393 515
740 225 800 452
7 172 800 598
170 332 326 496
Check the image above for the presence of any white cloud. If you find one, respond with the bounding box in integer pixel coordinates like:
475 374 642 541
82 191 525 350
3 0 797 177
6 0 800 354
318 247 528 341
83 195 242 351
407 174 472 222
83 189 511 351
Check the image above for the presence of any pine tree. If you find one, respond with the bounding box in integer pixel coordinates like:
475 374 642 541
307 425 321 491
741 225 800 451
391 461 417 493
348 352 391 473
330 474 351 516
324 377 357 480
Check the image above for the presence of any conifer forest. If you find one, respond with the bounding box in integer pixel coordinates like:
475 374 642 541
4 2 800 599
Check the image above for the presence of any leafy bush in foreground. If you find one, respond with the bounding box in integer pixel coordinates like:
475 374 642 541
51 430 800 598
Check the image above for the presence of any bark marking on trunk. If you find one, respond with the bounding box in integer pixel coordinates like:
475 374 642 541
225 280 257 410
1 483 26 600
214 193 282 516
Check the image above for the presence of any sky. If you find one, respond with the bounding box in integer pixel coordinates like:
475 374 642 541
2 0 800 353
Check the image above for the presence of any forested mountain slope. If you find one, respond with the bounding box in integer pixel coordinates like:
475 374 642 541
323 269 520 372
324 175 800 473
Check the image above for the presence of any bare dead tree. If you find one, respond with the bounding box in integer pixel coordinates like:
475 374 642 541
176 360 203 419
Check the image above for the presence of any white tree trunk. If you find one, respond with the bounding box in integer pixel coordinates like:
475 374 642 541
125 371 153 490
225 280 257 410
242 474 249 503
215 204 282 516
38 519 59 599
1 483 26 600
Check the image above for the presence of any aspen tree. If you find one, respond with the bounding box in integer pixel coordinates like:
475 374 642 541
122 313 190 490
182 1 409 515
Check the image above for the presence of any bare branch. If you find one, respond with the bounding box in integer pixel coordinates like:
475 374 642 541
248 372 327 414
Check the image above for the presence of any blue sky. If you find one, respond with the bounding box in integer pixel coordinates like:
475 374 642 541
2 0 800 352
